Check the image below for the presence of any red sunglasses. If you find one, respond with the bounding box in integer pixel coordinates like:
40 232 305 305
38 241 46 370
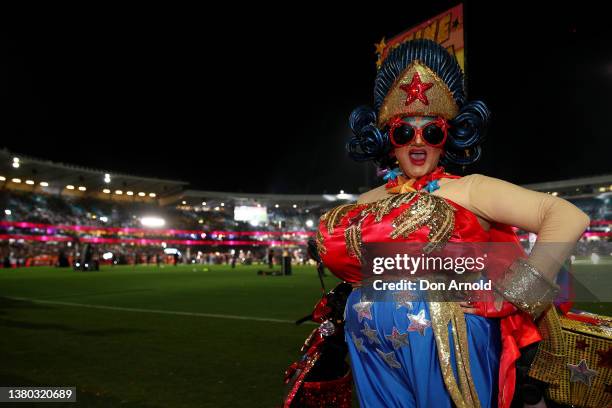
388 116 450 148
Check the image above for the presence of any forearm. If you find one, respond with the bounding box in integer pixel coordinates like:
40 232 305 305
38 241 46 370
464 174 590 280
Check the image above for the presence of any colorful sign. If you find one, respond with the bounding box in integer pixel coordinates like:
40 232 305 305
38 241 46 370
375 4 465 71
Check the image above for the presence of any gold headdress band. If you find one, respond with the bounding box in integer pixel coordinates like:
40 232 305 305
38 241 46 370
377 60 459 127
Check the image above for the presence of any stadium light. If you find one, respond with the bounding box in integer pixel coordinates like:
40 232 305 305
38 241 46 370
293 204 297 208
100 216 108 222
275 204 279 208
138 192 145 197
214 206 220 211
126 191 134 196
4 209 11 215
220 202 225 207
103 189 111 194
13 157 19 163
141 216 166 228
551 192 558 196
104 173 111 183
201 201 207 206
25 180 34 185
12 178 21 183
40 181 49 187
66 185 75 190
182 201 187 205
198 219 204 224
149 193 156 198
0 176 5 181
12 162 20 168
305 219 314 228
115 190 123 195
78 186 87 191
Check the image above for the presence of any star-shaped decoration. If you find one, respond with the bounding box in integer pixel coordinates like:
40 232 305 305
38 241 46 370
575 339 589 351
597 347 612 369
393 292 414 311
376 348 402 369
360 322 381 345
386 327 410 349
374 37 386 55
407 309 431 336
567 359 598 386
351 332 367 353
399 72 433 106
352 300 373 322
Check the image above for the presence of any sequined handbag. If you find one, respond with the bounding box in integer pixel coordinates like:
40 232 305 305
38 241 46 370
528 308 612 408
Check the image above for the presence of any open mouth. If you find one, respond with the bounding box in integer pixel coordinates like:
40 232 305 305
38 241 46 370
408 148 427 165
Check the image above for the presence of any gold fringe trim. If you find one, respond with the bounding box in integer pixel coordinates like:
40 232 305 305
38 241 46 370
428 302 481 408
320 204 358 235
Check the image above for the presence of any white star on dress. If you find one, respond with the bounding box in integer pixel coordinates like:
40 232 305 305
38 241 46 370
353 300 373 322
393 292 414 310
360 322 381 344
567 359 598 386
351 332 367 353
386 327 410 349
407 309 431 336
376 348 402 369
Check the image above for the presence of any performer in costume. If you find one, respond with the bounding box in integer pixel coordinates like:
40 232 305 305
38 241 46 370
317 39 590 408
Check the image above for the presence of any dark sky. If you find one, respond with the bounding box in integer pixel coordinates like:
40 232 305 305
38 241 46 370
2 2 612 194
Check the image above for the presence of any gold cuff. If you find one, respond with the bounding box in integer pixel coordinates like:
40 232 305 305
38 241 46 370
493 258 559 319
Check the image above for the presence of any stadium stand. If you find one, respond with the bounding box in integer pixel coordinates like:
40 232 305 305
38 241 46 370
0 148 610 268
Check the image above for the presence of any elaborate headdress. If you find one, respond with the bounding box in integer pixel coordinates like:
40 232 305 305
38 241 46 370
347 39 490 169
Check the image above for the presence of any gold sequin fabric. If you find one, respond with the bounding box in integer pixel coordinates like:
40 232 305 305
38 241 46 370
319 192 456 263
377 60 460 127
529 309 612 408
429 301 481 408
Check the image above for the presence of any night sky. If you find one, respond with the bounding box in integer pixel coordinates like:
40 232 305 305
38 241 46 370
2 2 612 194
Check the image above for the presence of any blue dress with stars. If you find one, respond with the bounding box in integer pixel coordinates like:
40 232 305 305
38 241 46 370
345 289 501 408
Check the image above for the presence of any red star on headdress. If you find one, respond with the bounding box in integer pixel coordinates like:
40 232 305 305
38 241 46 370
399 72 433 106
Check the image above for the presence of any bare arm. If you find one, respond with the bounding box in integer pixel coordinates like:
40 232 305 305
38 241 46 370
457 174 590 280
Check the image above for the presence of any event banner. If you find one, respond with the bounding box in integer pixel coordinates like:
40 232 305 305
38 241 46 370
376 3 465 71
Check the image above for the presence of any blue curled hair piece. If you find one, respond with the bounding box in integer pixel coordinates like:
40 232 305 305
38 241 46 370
346 105 394 169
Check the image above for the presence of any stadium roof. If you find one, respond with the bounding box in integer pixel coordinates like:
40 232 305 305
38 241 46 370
521 173 612 196
161 189 359 207
0 148 188 197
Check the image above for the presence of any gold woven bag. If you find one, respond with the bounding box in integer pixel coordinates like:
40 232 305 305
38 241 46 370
528 309 612 407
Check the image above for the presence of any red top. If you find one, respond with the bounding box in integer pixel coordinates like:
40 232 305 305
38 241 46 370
319 196 488 282
318 186 541 408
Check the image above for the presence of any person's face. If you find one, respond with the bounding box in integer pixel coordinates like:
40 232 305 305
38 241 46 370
391 116 445 179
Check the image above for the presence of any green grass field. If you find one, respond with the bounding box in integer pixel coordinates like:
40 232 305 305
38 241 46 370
0 263 610 407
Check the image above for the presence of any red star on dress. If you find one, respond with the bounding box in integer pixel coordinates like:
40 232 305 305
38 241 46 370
399 72 434 106
597 347 612 369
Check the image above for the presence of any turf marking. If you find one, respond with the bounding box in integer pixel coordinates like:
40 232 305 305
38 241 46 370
4 296 315 325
